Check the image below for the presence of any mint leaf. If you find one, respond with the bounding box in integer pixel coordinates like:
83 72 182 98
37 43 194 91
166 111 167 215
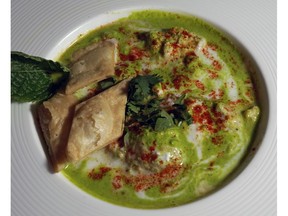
11 51 69 102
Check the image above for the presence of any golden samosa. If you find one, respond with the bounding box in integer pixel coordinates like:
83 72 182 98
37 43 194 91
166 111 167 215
66 79 129 162
65 40 117 94
38 93 79 171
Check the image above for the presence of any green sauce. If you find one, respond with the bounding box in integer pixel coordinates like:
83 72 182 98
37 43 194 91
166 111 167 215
59 10 260 209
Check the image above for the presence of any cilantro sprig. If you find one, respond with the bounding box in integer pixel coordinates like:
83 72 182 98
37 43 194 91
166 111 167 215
126 75 192 132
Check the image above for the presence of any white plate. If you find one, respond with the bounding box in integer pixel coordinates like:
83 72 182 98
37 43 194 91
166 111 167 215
11 0 276 215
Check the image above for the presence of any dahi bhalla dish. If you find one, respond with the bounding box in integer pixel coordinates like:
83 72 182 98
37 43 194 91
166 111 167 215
38 10 260 208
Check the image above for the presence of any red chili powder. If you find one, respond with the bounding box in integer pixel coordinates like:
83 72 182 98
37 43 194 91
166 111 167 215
88 167 112 180
123 164 183 192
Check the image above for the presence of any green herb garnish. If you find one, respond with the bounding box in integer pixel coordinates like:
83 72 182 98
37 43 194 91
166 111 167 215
98 77 117 90
127 75 162 104
11 51 69 102
126 75 192 131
